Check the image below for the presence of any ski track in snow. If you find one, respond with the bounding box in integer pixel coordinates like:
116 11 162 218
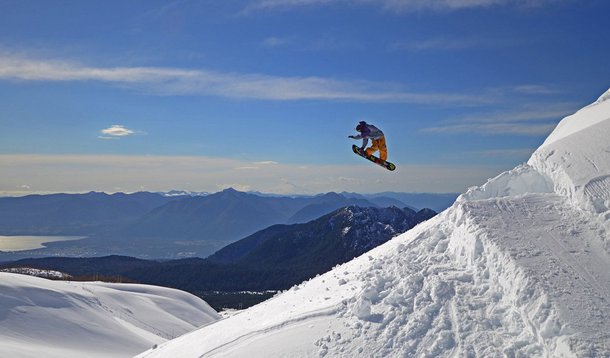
309 194 610 357
327 195 610 357
467 195 610 355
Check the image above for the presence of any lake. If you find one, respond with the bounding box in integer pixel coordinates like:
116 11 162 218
0 236 85 252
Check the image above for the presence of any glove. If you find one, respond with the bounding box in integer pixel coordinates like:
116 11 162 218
348 135 355 139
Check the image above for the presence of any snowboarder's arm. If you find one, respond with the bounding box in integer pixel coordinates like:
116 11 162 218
361 137 368 149
348 134 368 149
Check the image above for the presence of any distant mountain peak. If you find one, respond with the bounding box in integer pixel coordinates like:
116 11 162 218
221 187 240 193
319 192 344 199
218 187 247 198
85 191 110 197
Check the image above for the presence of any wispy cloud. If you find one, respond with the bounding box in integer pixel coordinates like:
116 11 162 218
421 103 577 136
234 160 279 170
391 36 491 52
0 54 494 105
389 34 532 52
389 33 547 53
262 35 361 51
241 0 334 14
423 122 557 135
470 148 536 157
242 0 558 14
458 105 576 123
262 36 294 48
510 84 561 95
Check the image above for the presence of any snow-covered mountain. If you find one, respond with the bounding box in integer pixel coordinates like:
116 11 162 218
137 88 610 358
160 190 210 197
0 273 220 358
0 267 71 279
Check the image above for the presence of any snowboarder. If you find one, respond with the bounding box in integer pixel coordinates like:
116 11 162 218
349 121 388 161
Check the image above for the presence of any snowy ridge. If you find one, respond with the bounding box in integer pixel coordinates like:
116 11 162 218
1 267 72 279
138 90 610 357
0 273 220 358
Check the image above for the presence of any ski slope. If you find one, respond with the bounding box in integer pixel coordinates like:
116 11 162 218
0 273 220 358
138 88 610 358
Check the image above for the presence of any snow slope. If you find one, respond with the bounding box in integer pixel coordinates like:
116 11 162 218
0 273 220 358
138 89 610 358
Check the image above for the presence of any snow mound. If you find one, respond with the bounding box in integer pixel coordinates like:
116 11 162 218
459 164 553 201
458 88 610 215
136 89 610 358
529 90 610 214
0 273 220 358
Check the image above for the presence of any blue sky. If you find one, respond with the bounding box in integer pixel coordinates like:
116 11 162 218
1 0 609 195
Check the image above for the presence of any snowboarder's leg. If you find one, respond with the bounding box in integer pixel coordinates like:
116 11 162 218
378 136 387 161
365 139 380 157
366 137 387 161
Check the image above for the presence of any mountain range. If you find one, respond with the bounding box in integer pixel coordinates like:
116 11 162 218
0 191 176 235
0 189 448 259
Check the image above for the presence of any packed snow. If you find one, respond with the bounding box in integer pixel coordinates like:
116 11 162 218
137 88 610 358
0 273 220 358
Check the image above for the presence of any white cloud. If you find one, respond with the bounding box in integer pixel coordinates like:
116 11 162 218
100 125 135 138
0 54 494 105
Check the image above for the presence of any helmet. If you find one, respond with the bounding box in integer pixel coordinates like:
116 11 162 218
356 121 366 131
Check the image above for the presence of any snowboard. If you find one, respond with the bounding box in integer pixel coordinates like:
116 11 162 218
352 145 396 171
